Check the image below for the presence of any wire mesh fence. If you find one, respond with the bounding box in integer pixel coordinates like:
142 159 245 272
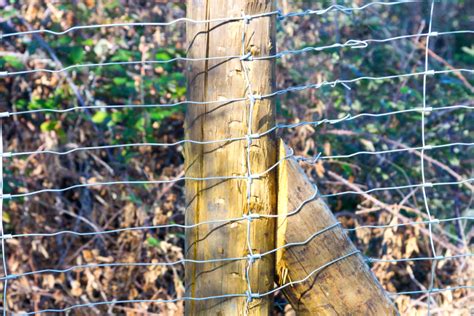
0 0 472 314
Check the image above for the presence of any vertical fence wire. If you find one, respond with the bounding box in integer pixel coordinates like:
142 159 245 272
241 12 258 314
421 1 437 314
0 121 8 316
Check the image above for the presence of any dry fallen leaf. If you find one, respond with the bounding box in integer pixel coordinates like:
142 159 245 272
70 280 83 297
405 236 419 257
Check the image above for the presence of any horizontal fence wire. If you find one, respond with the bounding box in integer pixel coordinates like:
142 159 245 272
0 0 473 314
0 30 471 76
1 156 472 199
0 220 471 282
2 104 472 157
2 215 472 240
17 284 474 316
1 68 473 118
0 1 415 39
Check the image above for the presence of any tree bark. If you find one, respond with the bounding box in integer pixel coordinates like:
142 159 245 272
276 140 399 315
184 1 276 315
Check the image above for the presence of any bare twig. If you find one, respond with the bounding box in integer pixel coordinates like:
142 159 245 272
327 170 463 255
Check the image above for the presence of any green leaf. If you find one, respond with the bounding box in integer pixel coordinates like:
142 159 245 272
150 109 175 121
111 111 124 123
14 99 28 110
81 38 94 46
147 237 160 247
40 120 59 132
113 77 129 85
0 6 18 19
69 47 85 64
341 163 352 176
134 117 146 132
57 36 73 46
156 51 172 61
104 0 121 10
176 86 186 97
91 111 109 124
400 86 410 95
111 49 135 62
3 56 24 70
450 157 460 167
2 211 10 223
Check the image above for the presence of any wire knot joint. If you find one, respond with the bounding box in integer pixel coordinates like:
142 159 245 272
346 39 368 49
249 94 262 104
4 274 18 280
330 80 351 90
245 290 259 303
429 218 440 224
1 194 11 200
276 9 286 21
240 52 253 61
249 133 260 140
247 253 262 263
243 213 260 222
242 14 251 25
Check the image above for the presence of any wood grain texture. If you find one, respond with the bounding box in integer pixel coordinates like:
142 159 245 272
184 1 276 315
276 140 399 315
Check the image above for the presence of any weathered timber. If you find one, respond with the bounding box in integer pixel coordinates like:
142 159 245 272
184 1 277 315
276 140 399 315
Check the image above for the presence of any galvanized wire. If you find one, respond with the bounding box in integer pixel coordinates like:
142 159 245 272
1 68 471 121
0 0 472 314
2 29 469 77
0 122 8 316
3 104 472 158
0 1 415 39
421 2 437 313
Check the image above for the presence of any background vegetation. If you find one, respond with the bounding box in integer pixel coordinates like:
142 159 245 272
0 0 472 314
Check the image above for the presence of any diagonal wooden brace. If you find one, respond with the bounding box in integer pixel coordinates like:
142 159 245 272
276 140 398 315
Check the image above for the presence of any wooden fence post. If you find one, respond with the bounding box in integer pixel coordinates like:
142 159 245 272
276 141 399 315
184 1 276 314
